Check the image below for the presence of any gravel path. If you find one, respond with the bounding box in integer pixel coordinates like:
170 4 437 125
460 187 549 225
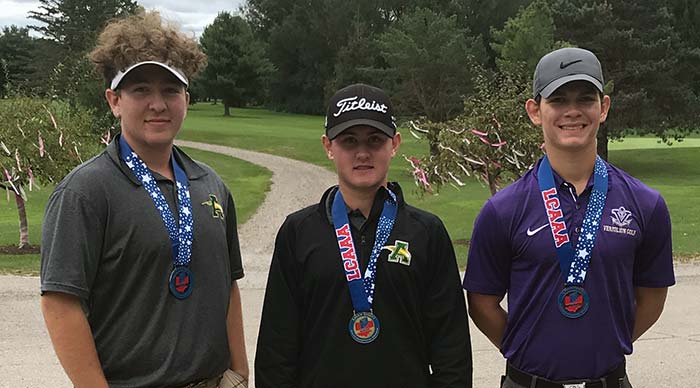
176 140 336 287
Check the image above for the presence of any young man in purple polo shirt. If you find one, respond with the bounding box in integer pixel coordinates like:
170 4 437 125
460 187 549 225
464 47 675 388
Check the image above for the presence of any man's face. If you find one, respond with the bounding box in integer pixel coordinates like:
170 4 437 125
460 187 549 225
322 126 400 194
525 81 610 153
105 64 189 153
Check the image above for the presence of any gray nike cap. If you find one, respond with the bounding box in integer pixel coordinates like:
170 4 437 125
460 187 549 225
533 47 604 98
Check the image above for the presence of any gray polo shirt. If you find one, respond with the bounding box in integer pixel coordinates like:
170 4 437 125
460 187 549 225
41 136 244 387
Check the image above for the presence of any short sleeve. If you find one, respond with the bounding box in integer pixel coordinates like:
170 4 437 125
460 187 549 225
40 188 105 299
633 195 675 287
225 190 244 281
463 200 512 296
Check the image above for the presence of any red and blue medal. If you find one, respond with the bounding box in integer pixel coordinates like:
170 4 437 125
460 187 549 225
332 188 397 343
119 136 195 299
538 155 608 318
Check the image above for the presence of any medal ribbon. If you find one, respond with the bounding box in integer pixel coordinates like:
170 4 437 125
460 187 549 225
332 188 397 312
119 136 194 267
538 155 608 285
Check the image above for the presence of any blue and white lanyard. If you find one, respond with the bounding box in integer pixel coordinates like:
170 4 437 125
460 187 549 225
332 188 397 312
119 136 194 267
537 155 608 285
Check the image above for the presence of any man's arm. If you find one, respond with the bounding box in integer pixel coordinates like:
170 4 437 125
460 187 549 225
466 292 507 349
41 292 108 388
632 287 668 342
425 221 472 388
227 281 249 380
255 218 301 388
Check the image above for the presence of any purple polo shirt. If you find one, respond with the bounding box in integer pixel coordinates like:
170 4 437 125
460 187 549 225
463 157 674 380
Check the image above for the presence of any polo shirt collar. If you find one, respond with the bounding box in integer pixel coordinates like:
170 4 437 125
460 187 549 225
106 134 209 185
535 156 613 193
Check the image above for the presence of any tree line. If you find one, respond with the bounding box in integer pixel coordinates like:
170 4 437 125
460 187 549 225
1 0 699 247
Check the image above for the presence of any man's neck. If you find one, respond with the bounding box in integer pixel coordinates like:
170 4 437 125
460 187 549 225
546 146 597 195
123 135 174 181
338 183 384 218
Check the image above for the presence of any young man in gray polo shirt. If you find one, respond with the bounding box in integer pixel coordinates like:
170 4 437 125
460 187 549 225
40 11 248 388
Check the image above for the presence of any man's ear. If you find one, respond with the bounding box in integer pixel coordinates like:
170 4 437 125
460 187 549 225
599 95 611 123
525 98 542 126
105 89 121 118
391 132 401 158
322 135 333 160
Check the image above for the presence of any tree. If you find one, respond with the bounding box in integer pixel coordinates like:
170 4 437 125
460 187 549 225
0 26 39 95
460 0 534 68
199 12 273 116
0 98 100 248
377 7 486 155
28 0 138 53
491 0 570 78
409 69 542 196
243 0 466 114
551 0 700 159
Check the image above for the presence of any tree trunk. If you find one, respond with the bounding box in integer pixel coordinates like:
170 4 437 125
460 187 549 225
597 123 609 161
15 192 29 249
488 174 498 196
224 103 231 117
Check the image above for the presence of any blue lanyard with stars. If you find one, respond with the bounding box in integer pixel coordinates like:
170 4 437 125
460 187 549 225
119 135 194 267
537 155 608 285
331 188 397 312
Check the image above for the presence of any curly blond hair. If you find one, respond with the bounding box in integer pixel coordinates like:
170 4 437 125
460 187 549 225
90 11 207 87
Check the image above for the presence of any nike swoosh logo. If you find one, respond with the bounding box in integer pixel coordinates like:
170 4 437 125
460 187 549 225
560 59 582 69
526 224 549 236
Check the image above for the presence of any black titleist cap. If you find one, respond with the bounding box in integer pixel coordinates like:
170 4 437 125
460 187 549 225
325 83 397 139
533 47 604 98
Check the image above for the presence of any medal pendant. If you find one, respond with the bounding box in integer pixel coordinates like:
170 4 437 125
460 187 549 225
348 311 380 344
169 266 193 299
558 286 589 318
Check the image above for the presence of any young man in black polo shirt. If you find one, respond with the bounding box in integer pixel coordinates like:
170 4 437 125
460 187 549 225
255 83 472 387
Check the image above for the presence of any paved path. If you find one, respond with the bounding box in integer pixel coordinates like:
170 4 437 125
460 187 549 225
2 142 699 387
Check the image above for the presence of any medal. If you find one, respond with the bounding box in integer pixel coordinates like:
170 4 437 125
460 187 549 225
119 135 195 299
558 286 589 318
538 156 608 318
169 266 194 299
332 187 397 343
348 311 380 344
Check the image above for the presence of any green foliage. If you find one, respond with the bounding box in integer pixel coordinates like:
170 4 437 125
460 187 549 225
199 12 273 115
48 55 114 133
28 0 138 52
491 0 570 77
0 26 39 96
0 98 101 192
551 0 700 144
461 0 534 68
410 69 542 195
243 0 475 114
378 7 485 122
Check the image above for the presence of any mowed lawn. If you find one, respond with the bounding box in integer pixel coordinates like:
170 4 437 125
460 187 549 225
180 103 700 263
0 146 271 275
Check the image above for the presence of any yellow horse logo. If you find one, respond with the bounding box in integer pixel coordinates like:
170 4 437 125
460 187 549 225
201 194 225 219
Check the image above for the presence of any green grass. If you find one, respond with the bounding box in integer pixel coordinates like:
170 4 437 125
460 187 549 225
181 104 700 264
0 147 271 275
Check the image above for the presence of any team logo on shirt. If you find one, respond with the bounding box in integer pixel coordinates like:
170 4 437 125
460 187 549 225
603 206 637 236
383 240 411 266
201 194 225 219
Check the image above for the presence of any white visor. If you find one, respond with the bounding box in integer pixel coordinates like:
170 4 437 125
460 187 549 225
110 61 188 90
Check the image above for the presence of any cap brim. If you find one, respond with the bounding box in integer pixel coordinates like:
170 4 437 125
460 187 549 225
326 119 395 139
110 61 188 90
539 74 603 98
